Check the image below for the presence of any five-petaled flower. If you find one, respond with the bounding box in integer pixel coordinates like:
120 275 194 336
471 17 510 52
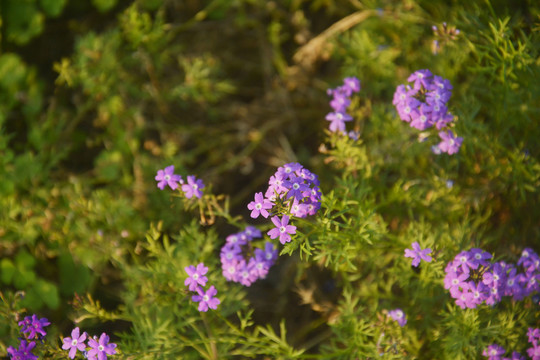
185 263 209 291
87 333 117 360
62 327 87 359
247 192 273 218
191 285 221 312
404 242 433 267
182 175 205 199
267 215 297 244
155 165 183 190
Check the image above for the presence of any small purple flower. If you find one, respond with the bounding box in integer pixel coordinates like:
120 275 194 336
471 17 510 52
18 314 50 340
184 263 209 291
388 309 407 327
192 285 221 312
155 165 183 190
325 112 353 133
267 216 297 244
407 69 433 89
343 77 361 94
87 333 117 360
528 327 540 343
62 327 87 359
247 192 274 218
255 241 278 265
244 225 262 239
220 243 242 263
528 344 540 360
329 93 351 112
404 242 432 267
437 130 463 155
508 351 526 360
283 176 310 201
182 175 205 199
237 261 258 287
483 344 505 359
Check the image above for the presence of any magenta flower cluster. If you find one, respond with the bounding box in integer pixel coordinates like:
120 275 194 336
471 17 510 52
325 77 361 139
62 327 117 360
247 162 321 245
185 262 221 312
155 165 204 199
220 226 278 287
527 328 540 360
8 314 50 360
392 69 463 155
482 327 540 360
444 248 540 309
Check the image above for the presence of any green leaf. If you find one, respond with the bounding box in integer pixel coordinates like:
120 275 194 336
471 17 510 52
58 253 92 296
34 279 60 309
0 259 16 284
15 249 36 270
39 0 67 17
91 0 117 12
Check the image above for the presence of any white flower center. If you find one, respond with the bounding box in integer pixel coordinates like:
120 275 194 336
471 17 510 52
203 295 209 302
293 183 300 190
164 175 171 181
192 184 198 190
266 253 272 260
475 254 482 260
72 339 78 346
255 203 262 209
279 226 286 233
193 274 199 280
493 274 499 281
99 345 104 351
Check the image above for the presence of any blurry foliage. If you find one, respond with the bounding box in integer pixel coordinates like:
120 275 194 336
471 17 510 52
1 0 539 358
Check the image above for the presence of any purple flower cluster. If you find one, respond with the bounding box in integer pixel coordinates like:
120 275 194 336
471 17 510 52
62 327 117 360
392 69 463 155
481 327 540 360
155 165 204 199
220 226 278 287
184 262 221 311
8 314 50 360
388 308 407 327
444 248 540 309
325 77 361 139
247 163 321 245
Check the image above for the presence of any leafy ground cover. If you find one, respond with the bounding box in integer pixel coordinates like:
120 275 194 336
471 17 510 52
1 0 539 359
